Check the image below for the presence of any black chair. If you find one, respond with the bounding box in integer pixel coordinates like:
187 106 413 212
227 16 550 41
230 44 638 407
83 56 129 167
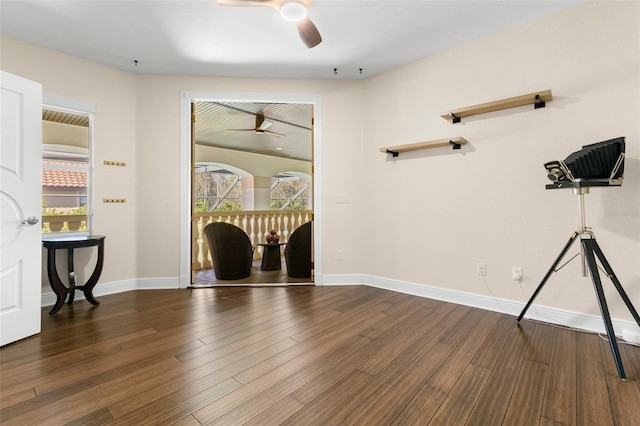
204 222 253 280
285 221 312 278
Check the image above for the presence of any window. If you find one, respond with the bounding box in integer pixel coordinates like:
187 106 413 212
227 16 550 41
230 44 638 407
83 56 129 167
41 108 92 233
194 168 243 212
271 172 310 210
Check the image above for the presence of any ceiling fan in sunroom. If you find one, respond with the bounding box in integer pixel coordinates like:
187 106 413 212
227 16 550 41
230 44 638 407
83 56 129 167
227 113 286 137
216 0 322 48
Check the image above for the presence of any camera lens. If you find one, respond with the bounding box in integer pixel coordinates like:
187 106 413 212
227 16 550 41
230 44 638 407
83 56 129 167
547 168 564 182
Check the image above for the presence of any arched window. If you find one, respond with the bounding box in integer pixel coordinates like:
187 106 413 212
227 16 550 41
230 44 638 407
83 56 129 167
271 172 311 210
194 164 246 212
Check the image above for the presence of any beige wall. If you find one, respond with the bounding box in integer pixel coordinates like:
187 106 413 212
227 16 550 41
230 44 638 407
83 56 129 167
1 38 139 288
361 1 639 322
1 1 638 324
1 36 365 287
134 75 365 278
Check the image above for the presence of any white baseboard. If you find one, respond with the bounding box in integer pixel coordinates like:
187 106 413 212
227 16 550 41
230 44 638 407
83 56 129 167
41 277 178 307
323 273 639 339
136 277 180 290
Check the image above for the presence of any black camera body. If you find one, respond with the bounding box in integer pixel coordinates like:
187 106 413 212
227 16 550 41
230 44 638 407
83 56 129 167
544 137 625 188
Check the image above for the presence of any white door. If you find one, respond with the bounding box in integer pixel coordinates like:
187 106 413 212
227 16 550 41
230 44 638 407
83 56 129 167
1 71 43 346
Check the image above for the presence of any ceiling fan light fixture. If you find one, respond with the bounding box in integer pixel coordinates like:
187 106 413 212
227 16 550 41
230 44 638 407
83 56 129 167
280 1 307 22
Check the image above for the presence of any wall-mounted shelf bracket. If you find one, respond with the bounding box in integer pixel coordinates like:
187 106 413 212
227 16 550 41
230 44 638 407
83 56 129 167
441 89 552 123
380 137 468 157
534 94 546 109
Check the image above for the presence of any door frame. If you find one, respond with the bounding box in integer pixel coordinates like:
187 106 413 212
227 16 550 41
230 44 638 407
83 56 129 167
179 92 323 288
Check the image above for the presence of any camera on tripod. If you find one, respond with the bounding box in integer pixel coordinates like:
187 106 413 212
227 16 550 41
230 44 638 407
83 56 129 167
543 136 625 188
519 135 639 381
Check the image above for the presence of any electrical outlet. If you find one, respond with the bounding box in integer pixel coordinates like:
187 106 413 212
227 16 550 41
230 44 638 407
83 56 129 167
512 267 523 281
477 263 486 276
337 250 344 260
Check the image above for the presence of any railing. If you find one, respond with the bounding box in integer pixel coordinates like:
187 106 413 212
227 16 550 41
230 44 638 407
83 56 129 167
42 215 87 232
192 210 312 270
42 211 312 271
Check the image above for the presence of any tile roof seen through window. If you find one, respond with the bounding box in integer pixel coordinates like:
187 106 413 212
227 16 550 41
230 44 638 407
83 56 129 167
42 159 87 188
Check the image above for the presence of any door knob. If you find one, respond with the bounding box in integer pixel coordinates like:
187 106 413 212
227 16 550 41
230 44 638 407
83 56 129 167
21 216 39 226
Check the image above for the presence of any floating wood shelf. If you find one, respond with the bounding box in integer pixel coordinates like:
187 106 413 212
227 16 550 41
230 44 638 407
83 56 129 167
381 137 468 157
441 89 552 123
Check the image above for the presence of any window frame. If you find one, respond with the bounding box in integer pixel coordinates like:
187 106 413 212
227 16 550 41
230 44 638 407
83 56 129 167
42 94 95 236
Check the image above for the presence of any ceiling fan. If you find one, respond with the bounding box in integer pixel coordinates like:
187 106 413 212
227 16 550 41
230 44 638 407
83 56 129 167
216 0 322 48
228 113 286 137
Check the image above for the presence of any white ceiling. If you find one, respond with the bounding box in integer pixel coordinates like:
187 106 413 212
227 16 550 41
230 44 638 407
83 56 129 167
1 0 581 80
4 1 581 162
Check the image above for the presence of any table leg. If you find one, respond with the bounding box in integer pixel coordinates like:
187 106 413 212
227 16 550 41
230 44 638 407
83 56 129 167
261 245 282 270
46 249 69 315
67 248 76 304
77 241 104 306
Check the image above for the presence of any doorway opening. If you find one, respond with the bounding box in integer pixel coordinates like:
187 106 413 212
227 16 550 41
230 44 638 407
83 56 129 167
179 93 322 288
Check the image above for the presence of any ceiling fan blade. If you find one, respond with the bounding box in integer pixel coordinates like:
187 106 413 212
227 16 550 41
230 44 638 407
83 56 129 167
216 0 279 8
263 130 286 137
295 17 322 48
227 128 256 132
255 113 266 129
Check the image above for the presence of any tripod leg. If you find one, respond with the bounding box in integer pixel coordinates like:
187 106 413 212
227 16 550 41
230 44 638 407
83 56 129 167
590 240 640 327
583 239 626 380
517 232 579 322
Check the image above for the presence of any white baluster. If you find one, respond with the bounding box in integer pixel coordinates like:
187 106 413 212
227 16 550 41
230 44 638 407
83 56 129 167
249 216 257 259
259 217 267 259
283 215 290 243
249 216 256 245
276 214 282 237
196 216 205 268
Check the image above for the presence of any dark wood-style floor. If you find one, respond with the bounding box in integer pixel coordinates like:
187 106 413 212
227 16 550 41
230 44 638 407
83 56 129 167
1 286 639 425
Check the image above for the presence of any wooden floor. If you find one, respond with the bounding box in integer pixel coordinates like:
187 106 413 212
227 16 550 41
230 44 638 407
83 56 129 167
1 286 639 425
